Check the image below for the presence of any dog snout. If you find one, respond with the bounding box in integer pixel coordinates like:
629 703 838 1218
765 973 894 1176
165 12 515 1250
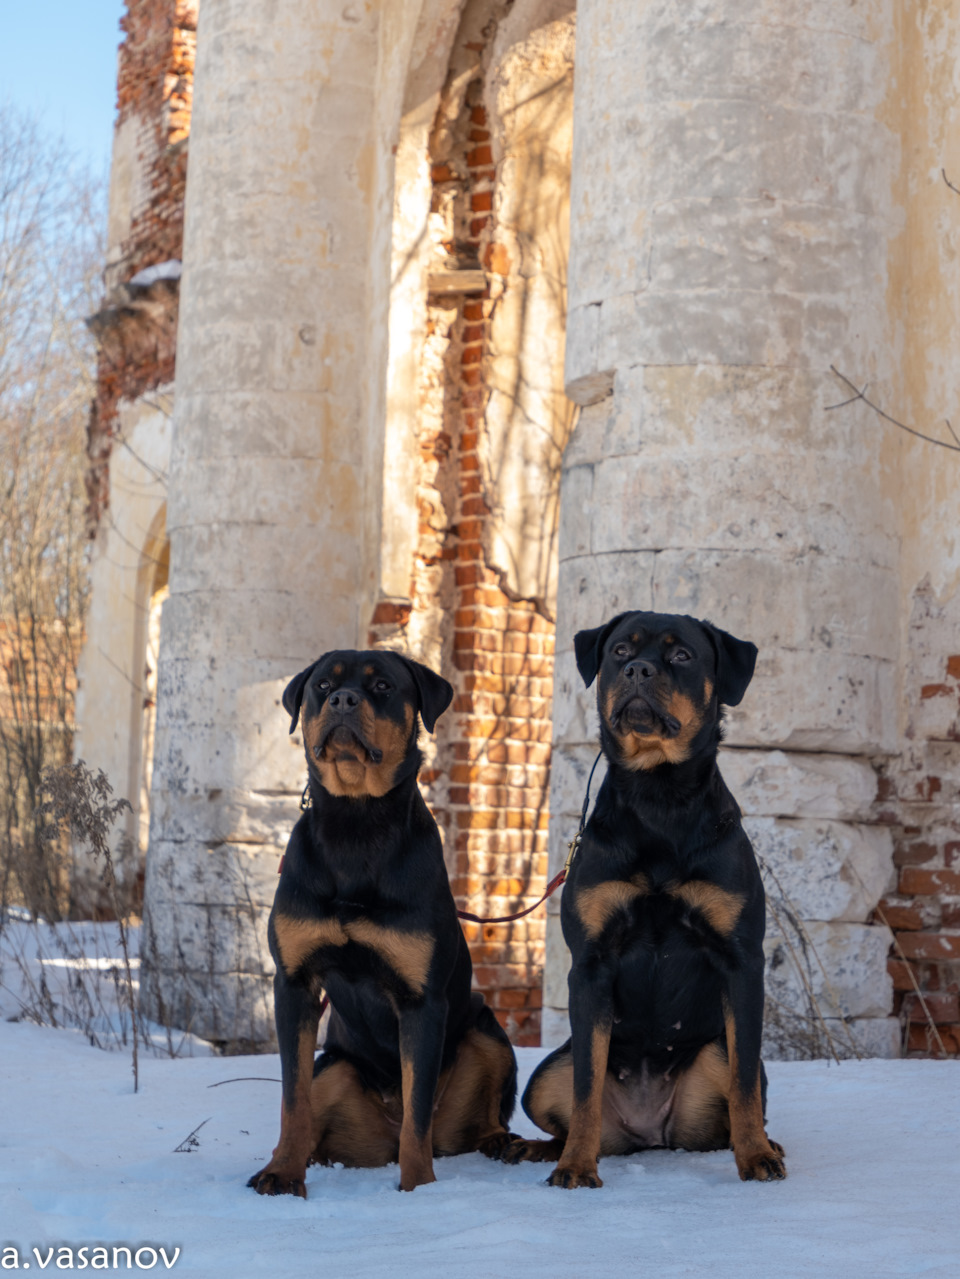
623 660 655 683
328 687 361 713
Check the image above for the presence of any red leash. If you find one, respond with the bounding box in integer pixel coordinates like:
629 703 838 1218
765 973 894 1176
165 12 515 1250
284 752 602 928
455 867 568 925
454 750 602 927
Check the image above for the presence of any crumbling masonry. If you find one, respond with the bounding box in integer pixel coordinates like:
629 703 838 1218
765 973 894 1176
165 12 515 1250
77 0 960 1056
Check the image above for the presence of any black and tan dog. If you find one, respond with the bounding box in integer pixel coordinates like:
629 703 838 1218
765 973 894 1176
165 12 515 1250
507 611 785 1188
248 649 517 1197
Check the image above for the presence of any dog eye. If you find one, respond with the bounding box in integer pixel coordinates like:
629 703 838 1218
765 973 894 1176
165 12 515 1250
317 679 331 691
613 644 631 659
373 679 391 693
671 649 691 663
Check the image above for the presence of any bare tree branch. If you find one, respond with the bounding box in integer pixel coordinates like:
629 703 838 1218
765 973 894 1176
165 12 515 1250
826 366 960 453
0 104 105 921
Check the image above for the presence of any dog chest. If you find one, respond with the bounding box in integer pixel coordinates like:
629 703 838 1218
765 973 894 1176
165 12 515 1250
273 909 434 996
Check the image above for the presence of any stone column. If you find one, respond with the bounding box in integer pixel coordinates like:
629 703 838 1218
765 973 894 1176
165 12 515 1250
545 0 902 1055
141 0 382 1046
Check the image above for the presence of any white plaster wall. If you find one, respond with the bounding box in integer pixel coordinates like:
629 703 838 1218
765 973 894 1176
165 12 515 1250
544 0 904 1055
143 0 393 1044
74 392 172 909
142 0 476 1045
481 2 576 612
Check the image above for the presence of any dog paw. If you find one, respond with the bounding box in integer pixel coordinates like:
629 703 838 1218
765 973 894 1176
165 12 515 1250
498 1137 565 1165
768 1139 786 1157
736 1145 786 1182
247 1166 307 1198
398 1166 437 1192
547 1164 603 1189
476 1130 525 1160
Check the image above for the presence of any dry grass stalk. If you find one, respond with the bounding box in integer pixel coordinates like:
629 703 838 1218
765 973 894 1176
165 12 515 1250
35 761 141 1088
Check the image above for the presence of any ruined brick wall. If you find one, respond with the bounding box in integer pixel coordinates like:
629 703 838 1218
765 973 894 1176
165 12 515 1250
87 0 196 531
367 2 576 1045
875 587 960 1056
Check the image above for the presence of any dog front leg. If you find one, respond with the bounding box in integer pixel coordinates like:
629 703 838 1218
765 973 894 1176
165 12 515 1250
724 954 786 1182
397 998 447 1191
248 974 319 1197
549 959 614 1189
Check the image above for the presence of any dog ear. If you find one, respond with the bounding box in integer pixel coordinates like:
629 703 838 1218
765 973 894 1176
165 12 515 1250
574 612 632 688
282 661 320 734
399 657 453 734
700 622 758 707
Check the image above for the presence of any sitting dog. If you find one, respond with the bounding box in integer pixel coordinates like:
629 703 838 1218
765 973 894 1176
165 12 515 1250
507 611 785 1187
248 649 517 1197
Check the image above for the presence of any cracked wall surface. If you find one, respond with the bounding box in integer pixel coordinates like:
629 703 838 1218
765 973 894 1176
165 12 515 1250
81 0 960 1056
543 0 905 1056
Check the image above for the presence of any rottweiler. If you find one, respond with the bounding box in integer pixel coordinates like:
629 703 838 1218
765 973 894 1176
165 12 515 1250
248 649 518 1197
505 610 786 1187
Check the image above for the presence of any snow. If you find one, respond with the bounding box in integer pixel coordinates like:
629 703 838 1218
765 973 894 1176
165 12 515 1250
127 260 182 289
1 1017 958 1277
0 920 212 1058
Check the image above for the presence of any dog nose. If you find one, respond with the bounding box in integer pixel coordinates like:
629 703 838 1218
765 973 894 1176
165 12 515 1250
328 688 360 712
624 661 655 682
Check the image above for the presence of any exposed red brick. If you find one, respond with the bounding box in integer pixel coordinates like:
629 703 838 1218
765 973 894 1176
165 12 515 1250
878 901 924 931
906 1023 958 1056
895 933 960 960
901 991 960 1023
88 0 197 532
900 867 960 896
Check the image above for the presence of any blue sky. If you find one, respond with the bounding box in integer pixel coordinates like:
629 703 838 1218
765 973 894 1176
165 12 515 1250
4 0 127 176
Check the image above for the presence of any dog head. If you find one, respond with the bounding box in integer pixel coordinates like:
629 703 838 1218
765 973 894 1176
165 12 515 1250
574 611 757 772
282 650 453 799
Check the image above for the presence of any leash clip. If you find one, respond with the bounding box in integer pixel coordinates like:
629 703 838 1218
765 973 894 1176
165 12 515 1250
300 782 312 812
561 750 603 881
563 832 581 877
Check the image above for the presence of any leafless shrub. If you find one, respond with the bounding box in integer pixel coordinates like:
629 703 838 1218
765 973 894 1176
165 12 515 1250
32 761 141 1086
0 105 105 921
760 858 861 1063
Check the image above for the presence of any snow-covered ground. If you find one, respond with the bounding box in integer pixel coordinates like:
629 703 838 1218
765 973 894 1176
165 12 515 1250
0 1016 957 1278
0 919 211 1057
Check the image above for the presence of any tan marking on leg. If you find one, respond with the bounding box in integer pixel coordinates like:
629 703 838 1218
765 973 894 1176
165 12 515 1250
576 874 650 940
398 1056 436 1191
668 881 745 937
550 1023 611 1188
525 1049 573 1139
669 1040 731 1151
250 1024 318 1196
726 1014 786 1181
310 1059 400 1168
432 1027 514 1157
274 915 347 976
345 920 434 995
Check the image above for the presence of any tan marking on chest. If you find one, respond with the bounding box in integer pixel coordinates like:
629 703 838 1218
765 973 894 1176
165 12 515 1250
668 880 744 937
577 874 650 940
348 920 434 994
275 913 434 992
274 915 348 976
